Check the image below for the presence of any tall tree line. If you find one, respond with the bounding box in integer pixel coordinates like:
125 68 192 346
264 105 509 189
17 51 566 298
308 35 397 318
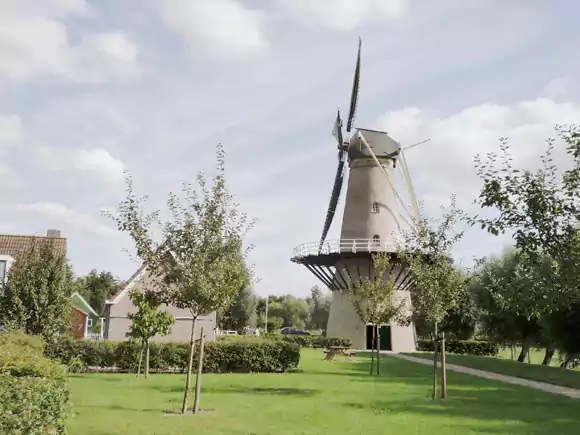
217 285 331 332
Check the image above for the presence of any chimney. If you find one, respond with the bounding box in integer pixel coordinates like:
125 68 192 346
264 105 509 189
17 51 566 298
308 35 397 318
46 229 61 238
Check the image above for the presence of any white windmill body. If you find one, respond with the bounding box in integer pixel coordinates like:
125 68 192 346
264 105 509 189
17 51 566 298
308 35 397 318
291 40 423 352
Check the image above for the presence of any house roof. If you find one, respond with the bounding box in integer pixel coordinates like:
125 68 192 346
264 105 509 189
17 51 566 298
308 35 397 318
0 234 67 260
72 292 100 317
107 264 148 305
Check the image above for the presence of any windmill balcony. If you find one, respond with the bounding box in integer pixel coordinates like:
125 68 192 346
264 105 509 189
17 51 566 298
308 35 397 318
291 239 398 261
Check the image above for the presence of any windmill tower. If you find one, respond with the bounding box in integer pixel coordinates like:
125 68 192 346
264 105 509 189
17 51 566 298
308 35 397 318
291 40 421 351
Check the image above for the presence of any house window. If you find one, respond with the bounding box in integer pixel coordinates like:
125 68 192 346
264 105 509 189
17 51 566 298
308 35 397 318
87 318 93 328
0 261 6 285
372 202 379 213
372 234 381 246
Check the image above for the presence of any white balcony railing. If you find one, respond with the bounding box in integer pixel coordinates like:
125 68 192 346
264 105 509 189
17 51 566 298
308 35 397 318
292 239 399 259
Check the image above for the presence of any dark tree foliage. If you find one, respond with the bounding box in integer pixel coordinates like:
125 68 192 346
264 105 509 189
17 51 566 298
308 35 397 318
0 241 75 340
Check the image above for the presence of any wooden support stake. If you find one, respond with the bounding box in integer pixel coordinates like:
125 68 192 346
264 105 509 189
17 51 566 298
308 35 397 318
192 327 205 414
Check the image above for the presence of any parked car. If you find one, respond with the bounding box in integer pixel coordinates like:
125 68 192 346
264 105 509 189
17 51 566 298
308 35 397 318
280 327 311 336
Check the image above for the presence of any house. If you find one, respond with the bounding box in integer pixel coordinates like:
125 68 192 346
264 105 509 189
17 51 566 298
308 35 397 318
0 229 67 286
71 306 88 340
71 292 101 334
103 266 217 343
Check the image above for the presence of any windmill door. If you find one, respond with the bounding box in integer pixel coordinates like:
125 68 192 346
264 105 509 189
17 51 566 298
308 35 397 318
379 325 392 351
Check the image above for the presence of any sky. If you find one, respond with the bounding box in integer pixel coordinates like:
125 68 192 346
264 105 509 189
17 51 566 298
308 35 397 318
1 0 579 298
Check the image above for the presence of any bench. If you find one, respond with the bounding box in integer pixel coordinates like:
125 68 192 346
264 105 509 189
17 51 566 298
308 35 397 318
323 348 356 361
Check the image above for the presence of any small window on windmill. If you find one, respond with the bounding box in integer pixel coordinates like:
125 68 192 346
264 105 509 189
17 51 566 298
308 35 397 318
372 234 380 246
372 202 379 213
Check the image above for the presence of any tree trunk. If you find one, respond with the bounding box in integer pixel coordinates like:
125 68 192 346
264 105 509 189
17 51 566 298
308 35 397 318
144 339 151 379
136 341 145 378
432 322 438 400
376 326 381 376
181 316 197 414
370 326 375 375
517 341 530 363
510 345 514 361
440 331 447 399
192 327 205 414
542 347 555 366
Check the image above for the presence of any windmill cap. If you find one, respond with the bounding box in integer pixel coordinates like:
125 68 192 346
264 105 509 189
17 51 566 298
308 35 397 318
348 128 401 160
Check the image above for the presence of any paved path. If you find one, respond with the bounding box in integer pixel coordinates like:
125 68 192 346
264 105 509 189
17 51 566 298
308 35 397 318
392 353 580 399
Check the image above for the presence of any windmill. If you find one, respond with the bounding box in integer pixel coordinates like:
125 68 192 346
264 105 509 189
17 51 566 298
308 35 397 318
291 39 426 351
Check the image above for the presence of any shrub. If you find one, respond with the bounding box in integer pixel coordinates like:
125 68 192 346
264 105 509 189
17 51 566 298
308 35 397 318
416 339 499 356
45 337 300 373
259 333 352 349
0 331 70 435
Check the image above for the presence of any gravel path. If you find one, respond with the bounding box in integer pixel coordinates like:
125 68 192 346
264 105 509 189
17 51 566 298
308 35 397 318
392 353 580 399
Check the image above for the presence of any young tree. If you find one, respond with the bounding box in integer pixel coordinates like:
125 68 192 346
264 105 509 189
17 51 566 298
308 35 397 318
126 288 174 378
346 252 408 375
399 198 471 399
0 240 74 340
105 143 254 414
471 126 580 313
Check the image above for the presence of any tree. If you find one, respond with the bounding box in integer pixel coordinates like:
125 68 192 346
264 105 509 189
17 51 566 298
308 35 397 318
75 270 121 316
126 288 174 378
399 198 471 399
0 240 75 340
346 252 407 375
105 143 254 414
541 301 580 368
471 126 580 313
217 285 257 331
414 266 479 341
470 250 546 362
306 286 331 330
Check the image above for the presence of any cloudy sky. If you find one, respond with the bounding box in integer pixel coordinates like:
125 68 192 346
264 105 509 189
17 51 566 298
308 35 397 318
1 0 579 297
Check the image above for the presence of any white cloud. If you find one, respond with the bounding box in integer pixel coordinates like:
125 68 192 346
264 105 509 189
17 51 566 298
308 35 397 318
0 115 23 147
34 145 126 184
278 0 409 30
160 0 268 59
67 32 141 82
376 95 580 219
15 202 115 237
0 1 139 83
5 0 93 18
541 77 570 100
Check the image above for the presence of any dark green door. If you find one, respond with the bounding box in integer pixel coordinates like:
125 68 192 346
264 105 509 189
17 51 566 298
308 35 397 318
379 325 392 351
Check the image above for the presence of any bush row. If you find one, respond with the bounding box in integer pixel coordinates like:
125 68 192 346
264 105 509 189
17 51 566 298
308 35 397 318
259 334 352 349
45 336 301 374
417 339 499 356
0 331 70 434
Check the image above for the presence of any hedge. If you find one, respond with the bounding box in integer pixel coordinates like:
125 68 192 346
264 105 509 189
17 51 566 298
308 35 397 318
45 337 300 374
417 339 499 356
0 331 70 435
257 334 352 349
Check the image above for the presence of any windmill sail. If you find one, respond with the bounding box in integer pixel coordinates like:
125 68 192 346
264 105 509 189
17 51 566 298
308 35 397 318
332 110 344 147
346 38 362 132
319 158 346 250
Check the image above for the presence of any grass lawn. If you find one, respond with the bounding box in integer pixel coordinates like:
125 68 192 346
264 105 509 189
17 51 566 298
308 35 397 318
408 352 580 390
68 349 580 435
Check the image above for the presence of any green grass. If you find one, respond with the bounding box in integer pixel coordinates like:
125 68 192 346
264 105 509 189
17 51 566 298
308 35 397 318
68 349 580 435
495 347 560 366
408 352 580 390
